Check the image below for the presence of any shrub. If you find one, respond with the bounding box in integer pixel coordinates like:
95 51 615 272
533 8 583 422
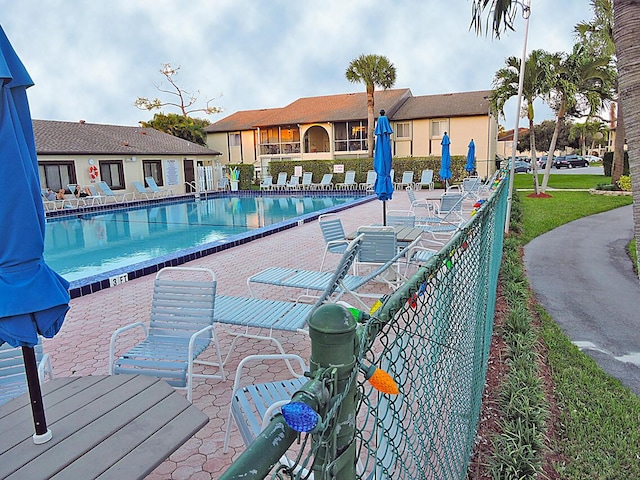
617 175 631 191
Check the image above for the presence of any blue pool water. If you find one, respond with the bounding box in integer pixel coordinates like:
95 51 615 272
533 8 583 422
44 194 364 286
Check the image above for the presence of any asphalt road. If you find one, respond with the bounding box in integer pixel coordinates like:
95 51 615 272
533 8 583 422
523 205 640 396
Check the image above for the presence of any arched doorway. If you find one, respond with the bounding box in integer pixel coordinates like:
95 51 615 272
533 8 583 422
303 126 330 153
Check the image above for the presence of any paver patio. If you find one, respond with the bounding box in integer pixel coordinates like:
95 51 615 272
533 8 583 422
41 188 446 479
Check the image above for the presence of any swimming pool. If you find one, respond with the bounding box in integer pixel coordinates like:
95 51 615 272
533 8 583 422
44 192 371 297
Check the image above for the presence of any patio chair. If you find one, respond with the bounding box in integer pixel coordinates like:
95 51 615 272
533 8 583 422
286 175 300 190
273 172 288 190
81 184 105 206
223 353 307 453
132 181 152 200
0 339 53 406
109 267 226 402
213 234 364 360
415 169 434 190
312 173 334 190
359 170 377 190
406 186 440 221
415 191 466 241
318 213 349 271
259 175 273 191
145 176 173 197
394 171 414 190
247 232 419 309
96 181 135 203
335 170 356 190
300 172 314 190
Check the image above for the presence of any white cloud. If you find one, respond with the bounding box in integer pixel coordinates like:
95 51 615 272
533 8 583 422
2 0 590 129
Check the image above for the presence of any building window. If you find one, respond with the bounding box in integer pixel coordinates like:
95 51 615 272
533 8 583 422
431 119 449 138
143 160 164 186
38 161 76 192
229 132 241 147
99 160 125 189
396 122 411 139
334 121 368 152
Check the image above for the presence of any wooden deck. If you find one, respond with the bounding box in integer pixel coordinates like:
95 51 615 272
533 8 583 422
0 374 208 480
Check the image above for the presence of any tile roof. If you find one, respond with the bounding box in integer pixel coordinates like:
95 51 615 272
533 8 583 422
33 120 221 156
205 88 413 132
392 90 492 120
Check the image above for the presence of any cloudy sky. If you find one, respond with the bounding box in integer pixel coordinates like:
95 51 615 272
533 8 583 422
4 0 590 131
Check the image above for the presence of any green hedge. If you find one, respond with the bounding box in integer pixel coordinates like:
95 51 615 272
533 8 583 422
602 151 629 176
267 156 469 188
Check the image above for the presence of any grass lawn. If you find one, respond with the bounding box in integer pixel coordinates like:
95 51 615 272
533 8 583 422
513 173 639 478
512 173 611 190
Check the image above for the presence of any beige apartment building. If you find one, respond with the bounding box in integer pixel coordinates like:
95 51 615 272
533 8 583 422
205 88 499 179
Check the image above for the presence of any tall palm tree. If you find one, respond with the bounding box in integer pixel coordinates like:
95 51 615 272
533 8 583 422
472 0 640 277
345 54 397 158
576 0 626 184
491 49 553 194
540 45 614 192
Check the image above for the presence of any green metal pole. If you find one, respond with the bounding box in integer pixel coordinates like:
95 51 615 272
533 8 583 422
308 303 358 479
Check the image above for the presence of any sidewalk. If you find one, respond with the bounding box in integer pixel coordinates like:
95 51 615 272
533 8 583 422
43 188 438 479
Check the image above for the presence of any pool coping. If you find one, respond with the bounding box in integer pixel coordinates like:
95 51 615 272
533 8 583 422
50 190 376 299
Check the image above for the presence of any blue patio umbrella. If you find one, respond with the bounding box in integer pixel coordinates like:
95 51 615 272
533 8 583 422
439 132 452 188
373 110 394 225
0 25 70 443
465 139 476 174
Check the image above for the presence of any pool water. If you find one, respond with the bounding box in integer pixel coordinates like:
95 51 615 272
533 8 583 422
44 194 360 283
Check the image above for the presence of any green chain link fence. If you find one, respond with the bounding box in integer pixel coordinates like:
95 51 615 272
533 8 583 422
221 175 508 479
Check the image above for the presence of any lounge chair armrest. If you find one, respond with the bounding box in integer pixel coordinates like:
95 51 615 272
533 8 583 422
231 354 307 395
109 322 148 374
187 325 215 359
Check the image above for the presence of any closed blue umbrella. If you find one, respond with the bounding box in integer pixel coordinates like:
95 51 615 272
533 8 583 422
465 139 476 174
439 132 452 188
0 26 70 443
373 110 394 225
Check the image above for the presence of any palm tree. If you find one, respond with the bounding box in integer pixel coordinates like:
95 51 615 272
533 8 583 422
345 54 397 158
540 45 614 192
491 49 553 194
472 0 639 276
575 0 627 184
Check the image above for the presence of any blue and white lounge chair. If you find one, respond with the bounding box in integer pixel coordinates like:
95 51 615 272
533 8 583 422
0 339 53 406
336 170 357 190
415 169 435 190
145 176 173 197
109 267 226 402
394 171 414 190
286 175 300 190
313 173 334 190
273 172 288 190
132 181 152 200
259 176 273 191
96 181 135 203
247 229 420 308
214 234 364 359
359 170 377 190
300 172 314 190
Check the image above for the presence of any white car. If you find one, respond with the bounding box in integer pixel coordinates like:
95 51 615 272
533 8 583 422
583 155 602 163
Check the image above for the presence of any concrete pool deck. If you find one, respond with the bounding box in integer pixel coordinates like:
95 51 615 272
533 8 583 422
41 187 447 479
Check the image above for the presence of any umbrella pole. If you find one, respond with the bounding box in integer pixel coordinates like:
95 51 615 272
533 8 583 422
21 345 52 444
383 200 387 226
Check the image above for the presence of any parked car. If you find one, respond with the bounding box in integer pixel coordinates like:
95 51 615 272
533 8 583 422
583 155 602 163
507 160 532 173
553 155 589 169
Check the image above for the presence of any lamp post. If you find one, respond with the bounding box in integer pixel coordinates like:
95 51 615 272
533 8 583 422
504 0 531 234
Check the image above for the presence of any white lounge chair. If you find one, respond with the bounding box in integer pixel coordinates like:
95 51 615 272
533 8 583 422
359 170 377 190
415 169 434 190
96 181 135 203
394 171 414 190
336 170 357 190
145 176 173 197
